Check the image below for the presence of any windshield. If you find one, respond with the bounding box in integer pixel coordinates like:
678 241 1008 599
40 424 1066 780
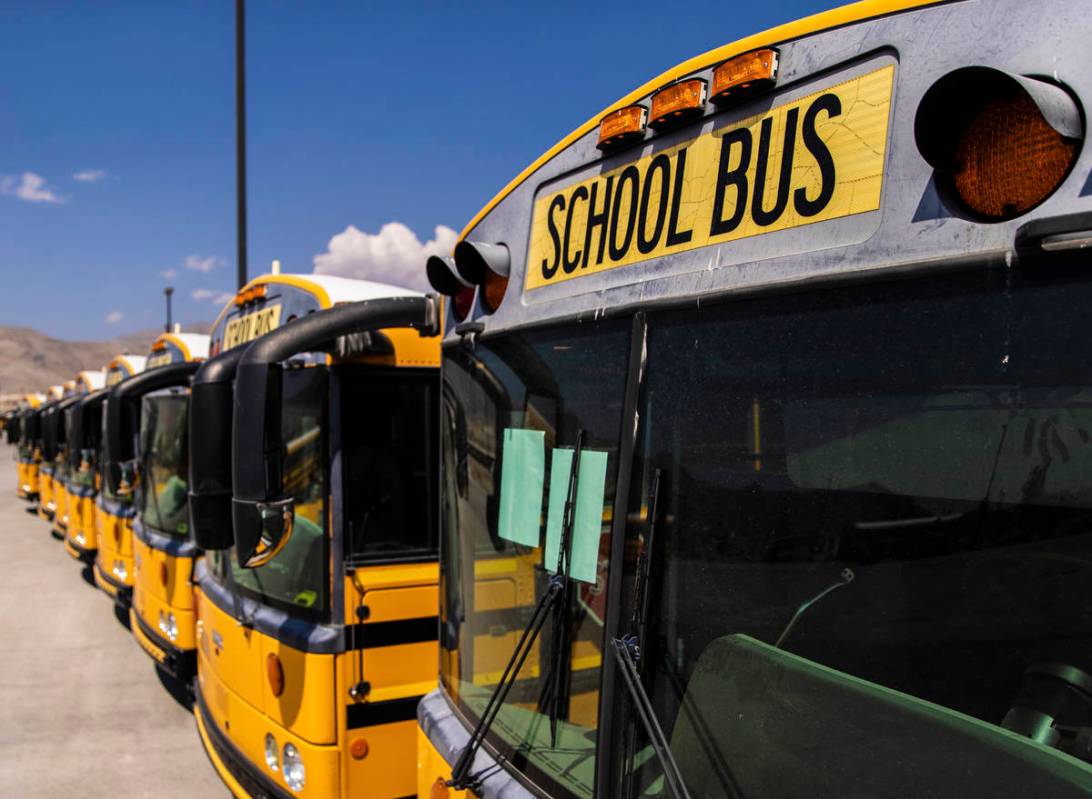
65 405 94 489
100 399 128 503
618 269 1092 796
209 366 328 620
139 392 190 535
343 367 438 563
440 321 631 799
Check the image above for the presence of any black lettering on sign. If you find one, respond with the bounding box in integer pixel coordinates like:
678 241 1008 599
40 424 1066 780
582 176 613 269
562 186 587 273
709 128 752 236
752 108 799 227
637 155 671 255
542 194 565 280
665 148 693 247
609 166 640 262
795 93 840 217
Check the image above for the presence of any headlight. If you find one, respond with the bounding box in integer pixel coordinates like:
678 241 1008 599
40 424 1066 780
282 742 305 791
264 733 279 772
166 613 177 642
113 560 128 581
74 532 85 546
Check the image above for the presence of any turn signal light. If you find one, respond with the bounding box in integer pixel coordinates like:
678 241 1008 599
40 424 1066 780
349 738 369 759
711 49 779 103
650 79 707 129
597 105 647 151
267 652 285 697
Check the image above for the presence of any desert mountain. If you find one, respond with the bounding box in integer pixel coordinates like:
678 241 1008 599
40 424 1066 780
0 323 210 397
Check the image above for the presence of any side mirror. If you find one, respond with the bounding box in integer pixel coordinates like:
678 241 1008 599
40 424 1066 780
233 496 295 568
188 347 247 551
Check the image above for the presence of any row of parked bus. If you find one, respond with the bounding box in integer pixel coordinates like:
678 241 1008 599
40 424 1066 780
6 0 1092 796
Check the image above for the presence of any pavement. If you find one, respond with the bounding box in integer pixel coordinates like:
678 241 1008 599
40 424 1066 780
0 446 226 797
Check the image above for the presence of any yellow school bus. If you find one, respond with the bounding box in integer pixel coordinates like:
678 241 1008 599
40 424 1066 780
53 371 106 541
190 273 441 798
93 355 148 603
36 384 66 523
419 1 1092 797
13 393 45 501
121 332 210 683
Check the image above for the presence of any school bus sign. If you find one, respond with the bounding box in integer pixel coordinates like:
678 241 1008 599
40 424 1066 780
526 65 894 290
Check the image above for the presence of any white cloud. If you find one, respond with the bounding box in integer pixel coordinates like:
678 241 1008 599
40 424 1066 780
312 222 457 293
73 169 108 183
161 268 178 280
191 288 233 305
184 254 223 273
1 172 66 204
105 310 123 324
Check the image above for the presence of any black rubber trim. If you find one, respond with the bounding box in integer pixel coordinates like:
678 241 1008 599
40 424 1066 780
133 517 199 558
133 608 196 681
196 688 295 799
346 695 422 729
343 617 438 650
66 536 96 563
96 564 133 608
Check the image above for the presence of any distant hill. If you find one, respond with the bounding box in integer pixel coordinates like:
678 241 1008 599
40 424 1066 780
0 323 210 396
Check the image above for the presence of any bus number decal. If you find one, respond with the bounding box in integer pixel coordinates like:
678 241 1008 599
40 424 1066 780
223 304 283 350
526 65 894 290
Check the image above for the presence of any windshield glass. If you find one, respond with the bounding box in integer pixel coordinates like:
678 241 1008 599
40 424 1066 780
66 405 94 489
139 392 190 535
209 366 328 620
343 367 438 563
100 399 127 503
440 321 631 799
618 269 1092 796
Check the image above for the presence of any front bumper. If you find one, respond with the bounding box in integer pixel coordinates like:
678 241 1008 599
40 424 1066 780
195 688 294 799
93 562 132 607
64 536 96 564
131 608 195 681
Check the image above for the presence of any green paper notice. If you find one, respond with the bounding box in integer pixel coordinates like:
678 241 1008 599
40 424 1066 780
497 428 545 547
544 448 609 584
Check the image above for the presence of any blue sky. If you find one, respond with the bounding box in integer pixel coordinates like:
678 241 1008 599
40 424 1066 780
0 0 841 340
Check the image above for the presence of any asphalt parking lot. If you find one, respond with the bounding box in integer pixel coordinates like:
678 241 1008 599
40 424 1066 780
0 448 225 797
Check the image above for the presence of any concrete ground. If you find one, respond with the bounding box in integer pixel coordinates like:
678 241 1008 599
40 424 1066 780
0 447 226 797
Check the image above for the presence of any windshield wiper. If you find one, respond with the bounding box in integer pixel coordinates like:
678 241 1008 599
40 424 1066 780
612 469 694 799
448 574 562 792
449 429 587 792
611 636 692 799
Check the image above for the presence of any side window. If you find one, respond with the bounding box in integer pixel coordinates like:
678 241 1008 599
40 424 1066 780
341 367 438 562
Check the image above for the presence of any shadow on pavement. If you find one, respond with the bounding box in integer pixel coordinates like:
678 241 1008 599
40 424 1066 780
156 666 195 711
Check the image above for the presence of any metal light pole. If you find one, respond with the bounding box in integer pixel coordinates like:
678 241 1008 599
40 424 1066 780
236 0 248 290
164 287 174 333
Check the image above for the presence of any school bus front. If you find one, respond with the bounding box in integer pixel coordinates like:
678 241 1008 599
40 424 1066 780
192 275 442 798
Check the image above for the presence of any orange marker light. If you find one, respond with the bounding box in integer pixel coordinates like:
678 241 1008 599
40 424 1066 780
430 778 450 799
650 79 707 129
349 738 369 759
151 341 167 352
711 48 779 103
266 653 285 697
597 105 647 151
481 270 509 314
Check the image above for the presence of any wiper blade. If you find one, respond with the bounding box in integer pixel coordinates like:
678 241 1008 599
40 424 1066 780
611 636 692 799
448 574 563 791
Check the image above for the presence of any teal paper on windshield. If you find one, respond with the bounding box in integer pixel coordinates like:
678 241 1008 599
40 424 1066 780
497 428 545 547
544 448 609 584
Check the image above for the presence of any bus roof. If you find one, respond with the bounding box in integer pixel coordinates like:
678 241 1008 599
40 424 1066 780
75 371 106 391
209 272 423 333
150 332 210 362
457 0 942 242
106 354 147 374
